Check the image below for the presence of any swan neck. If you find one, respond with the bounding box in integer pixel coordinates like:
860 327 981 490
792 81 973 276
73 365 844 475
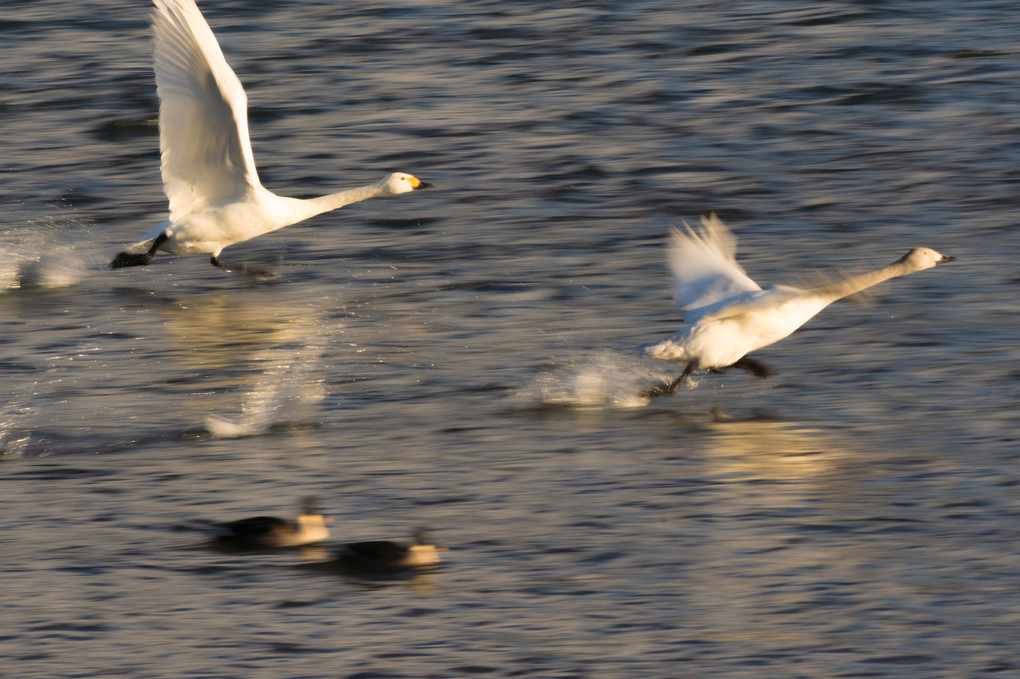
816 260 911 301
289 184 386 222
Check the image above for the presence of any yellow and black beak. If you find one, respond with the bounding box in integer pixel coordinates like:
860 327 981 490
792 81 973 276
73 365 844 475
407 176 435 190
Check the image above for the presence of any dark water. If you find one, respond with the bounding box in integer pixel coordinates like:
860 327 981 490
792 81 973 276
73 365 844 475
2 1 1020 676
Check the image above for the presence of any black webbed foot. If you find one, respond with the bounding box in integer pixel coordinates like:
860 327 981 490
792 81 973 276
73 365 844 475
641 363 696 400
110 232 167 269
730 356 774 378
110 251 155 268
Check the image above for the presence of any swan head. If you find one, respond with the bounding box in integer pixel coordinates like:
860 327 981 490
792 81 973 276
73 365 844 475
897 247 956 272
377 172 434 195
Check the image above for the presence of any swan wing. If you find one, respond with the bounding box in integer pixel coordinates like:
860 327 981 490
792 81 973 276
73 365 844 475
698 285 805 323
153 0 262 221
669 214 761 319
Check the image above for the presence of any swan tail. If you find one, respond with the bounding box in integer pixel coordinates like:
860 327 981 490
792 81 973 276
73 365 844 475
636 338 691 364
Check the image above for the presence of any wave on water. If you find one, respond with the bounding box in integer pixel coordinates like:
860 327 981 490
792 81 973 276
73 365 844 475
204 334 328 439
514 350 689 409
0 395 33 461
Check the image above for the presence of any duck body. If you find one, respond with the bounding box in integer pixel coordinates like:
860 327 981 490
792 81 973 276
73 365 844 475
332 529 442 573
209 499 330 549
211 515 327 549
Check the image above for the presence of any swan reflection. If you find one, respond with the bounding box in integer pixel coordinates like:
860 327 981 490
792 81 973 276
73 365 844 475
157 290 331 436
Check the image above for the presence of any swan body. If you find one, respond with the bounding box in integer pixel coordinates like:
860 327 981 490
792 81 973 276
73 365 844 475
332 528 444 573
210 498 331 549
111 0 430 272
644 284 832 368
639 215 955 397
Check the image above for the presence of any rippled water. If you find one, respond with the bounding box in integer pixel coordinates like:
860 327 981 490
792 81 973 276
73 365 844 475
3 1 1020 676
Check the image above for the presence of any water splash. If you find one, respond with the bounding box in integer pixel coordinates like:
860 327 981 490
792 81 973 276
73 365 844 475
204 332 328 439
0 214 101 290
514 350 685 409
15 253 87 289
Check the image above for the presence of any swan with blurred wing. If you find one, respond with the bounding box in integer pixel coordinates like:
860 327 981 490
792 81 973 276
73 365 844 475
111 0 431 275
638 215 955 398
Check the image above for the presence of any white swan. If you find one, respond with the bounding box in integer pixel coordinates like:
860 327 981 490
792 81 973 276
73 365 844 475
111 0 431 274
639 215 955 398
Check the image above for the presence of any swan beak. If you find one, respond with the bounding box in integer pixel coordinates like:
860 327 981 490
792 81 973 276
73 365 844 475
416 181 435 189
938 254 956 263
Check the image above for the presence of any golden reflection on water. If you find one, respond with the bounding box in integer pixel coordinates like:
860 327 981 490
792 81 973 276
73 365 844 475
157 290 331 434
701 416 837 481
159 291 327 371
685 417 901 650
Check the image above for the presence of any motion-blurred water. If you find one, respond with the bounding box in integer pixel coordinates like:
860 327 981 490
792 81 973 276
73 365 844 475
2 1 1019 676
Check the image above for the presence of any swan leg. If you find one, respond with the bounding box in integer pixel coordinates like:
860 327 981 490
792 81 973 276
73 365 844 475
110 232 168 268
643 362 696 399
211 254 277 281
730 356 774 378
